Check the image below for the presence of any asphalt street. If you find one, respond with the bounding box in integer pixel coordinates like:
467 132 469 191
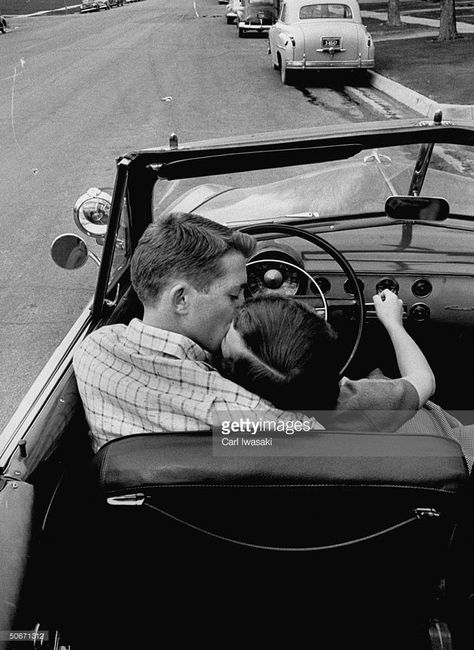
0 0 418 429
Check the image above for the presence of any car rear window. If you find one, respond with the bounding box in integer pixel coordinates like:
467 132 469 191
300 4 353 19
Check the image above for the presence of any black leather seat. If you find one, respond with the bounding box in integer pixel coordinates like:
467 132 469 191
79 430 468 649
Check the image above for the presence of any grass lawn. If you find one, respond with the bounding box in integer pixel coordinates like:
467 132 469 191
374 33 474 105
363 15 435 32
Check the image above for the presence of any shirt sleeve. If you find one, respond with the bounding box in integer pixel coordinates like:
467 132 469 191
329 377 419 432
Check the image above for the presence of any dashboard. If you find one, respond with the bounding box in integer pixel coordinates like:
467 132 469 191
246 244 474 326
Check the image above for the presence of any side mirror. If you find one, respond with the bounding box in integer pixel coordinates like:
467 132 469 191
51 234 100 270
385 195 449 222
73 187 112 242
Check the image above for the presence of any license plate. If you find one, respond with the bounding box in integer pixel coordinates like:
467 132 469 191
322 37 341 48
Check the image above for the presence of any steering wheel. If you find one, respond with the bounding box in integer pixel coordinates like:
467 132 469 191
239 223 365 376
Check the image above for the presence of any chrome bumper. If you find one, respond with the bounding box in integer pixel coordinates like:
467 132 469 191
286 59 375 70
238 21 271 31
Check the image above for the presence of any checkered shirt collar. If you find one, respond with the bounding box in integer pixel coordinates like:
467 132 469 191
126 318 210 364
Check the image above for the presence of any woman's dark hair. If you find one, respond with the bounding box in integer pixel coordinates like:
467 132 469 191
220 294 340 411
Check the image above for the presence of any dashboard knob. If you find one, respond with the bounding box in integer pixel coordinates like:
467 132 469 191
263 268 284 289
410 303 430 322
376 277 399 295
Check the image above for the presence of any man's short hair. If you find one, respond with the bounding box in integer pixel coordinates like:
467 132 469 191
131 212 256 305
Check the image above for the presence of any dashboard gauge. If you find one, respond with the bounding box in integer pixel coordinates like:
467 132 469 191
247 260 301 297
412 279 432 298
312 276 331 295
344 277 365 296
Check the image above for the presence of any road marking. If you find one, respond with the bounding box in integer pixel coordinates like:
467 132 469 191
193 1 199 18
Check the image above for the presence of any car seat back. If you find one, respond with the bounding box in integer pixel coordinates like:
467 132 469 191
80 431 467 649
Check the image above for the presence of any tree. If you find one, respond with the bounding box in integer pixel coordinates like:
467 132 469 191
438 0 460 40
387 0 402 27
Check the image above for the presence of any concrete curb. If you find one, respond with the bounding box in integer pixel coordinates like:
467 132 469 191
367 71 474 120
362 8 474 120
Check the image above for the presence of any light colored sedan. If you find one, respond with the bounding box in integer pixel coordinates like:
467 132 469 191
268 0 374 84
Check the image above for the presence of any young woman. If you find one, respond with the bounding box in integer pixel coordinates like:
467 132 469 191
218 291 473 470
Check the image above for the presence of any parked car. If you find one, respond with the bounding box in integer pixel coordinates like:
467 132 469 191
269 0 374 84
0 15 8 33
110 0 124 6
80 0 111 12
1 117 474 650
226 0 244 24
237 0 279 36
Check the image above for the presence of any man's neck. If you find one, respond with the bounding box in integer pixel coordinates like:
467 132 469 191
142 308 178 333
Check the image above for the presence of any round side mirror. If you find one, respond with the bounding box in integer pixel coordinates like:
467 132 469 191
51 234 90 270
73 187 112 238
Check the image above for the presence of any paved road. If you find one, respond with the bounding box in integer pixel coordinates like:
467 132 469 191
0 0 417 430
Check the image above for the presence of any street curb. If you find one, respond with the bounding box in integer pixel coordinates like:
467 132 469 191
367 70 474 120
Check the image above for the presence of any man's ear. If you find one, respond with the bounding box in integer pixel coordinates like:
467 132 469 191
168 282 192 314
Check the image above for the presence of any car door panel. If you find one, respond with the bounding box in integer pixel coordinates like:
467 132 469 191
0 479 34 644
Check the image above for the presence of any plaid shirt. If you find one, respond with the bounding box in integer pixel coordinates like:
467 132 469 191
73 318 323 452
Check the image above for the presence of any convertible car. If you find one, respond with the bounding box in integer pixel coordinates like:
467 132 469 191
268 0 375 84
1 117 474 650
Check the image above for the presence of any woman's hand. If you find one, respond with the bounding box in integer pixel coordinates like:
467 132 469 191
373 289 403 330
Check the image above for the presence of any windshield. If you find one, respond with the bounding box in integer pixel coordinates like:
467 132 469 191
153 142 474 224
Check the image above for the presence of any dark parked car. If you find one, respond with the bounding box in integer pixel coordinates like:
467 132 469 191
0 15 8 33
1 117 474 650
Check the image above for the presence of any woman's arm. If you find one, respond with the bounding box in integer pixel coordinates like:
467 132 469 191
373 289 436 407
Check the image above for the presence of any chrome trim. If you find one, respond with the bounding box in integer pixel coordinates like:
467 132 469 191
286 59 374 69
107 494 146 506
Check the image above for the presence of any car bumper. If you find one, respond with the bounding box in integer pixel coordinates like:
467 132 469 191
238 22 271 32
286 59 375 70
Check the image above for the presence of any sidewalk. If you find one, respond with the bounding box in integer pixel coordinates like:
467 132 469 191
360 2 474 119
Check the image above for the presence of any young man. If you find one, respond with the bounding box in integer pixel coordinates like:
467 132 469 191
73 212 323 451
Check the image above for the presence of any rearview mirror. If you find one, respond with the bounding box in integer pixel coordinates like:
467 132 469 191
385 196 449 221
